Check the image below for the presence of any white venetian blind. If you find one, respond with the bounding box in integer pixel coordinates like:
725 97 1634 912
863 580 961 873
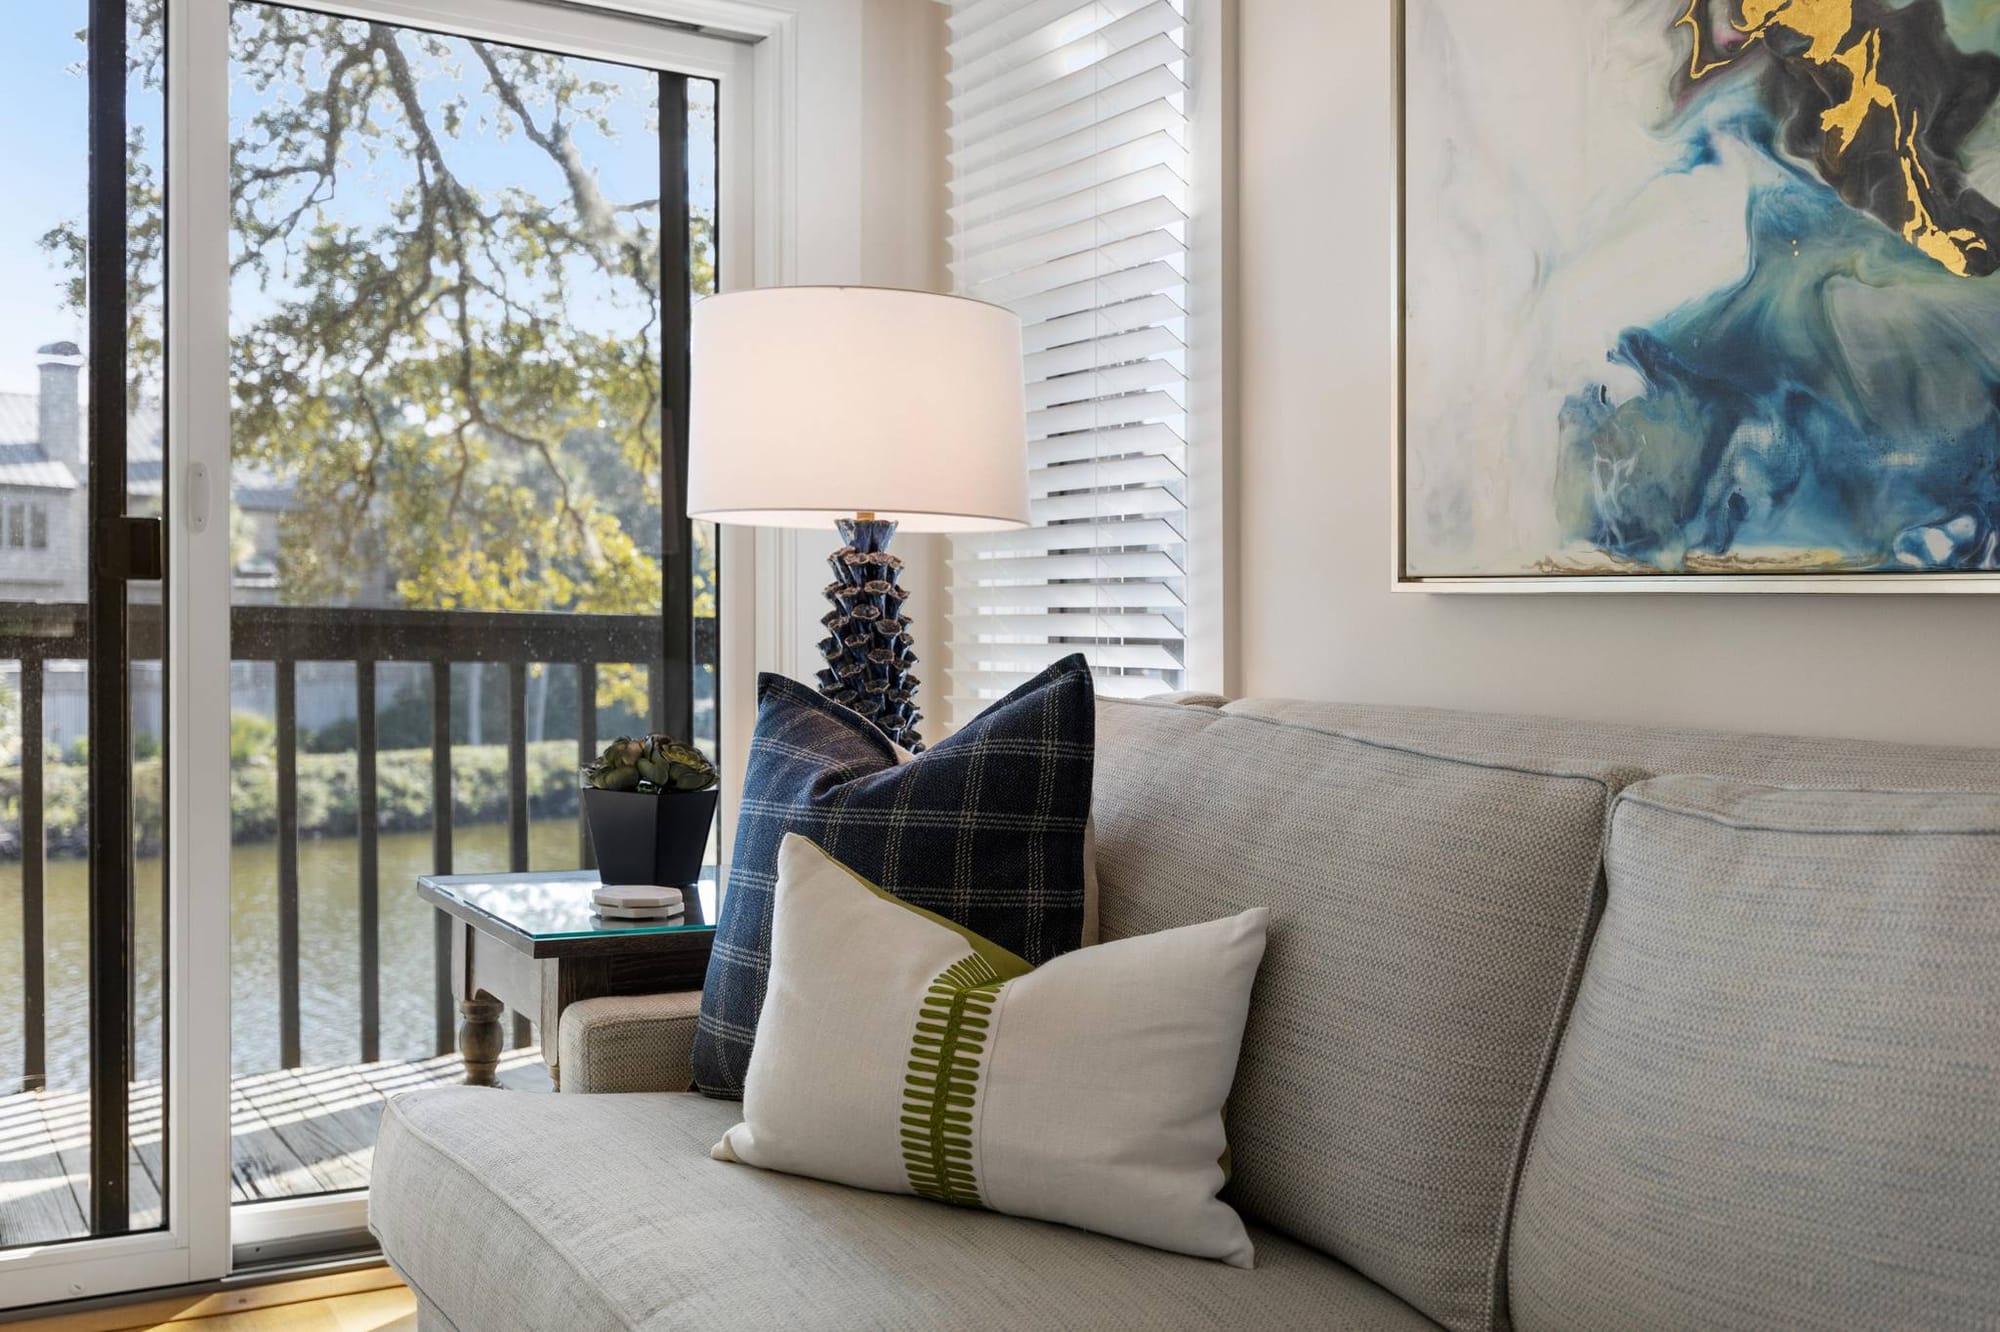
944 0 1191 726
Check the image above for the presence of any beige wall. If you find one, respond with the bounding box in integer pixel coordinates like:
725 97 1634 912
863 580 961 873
1234 0 2000 747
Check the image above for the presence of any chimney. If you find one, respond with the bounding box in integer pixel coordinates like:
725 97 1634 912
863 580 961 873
36 341 83 473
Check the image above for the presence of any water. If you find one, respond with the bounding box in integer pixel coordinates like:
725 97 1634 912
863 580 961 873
0 817 582 1090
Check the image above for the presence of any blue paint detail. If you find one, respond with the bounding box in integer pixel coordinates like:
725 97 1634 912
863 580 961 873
1558 139 2000 571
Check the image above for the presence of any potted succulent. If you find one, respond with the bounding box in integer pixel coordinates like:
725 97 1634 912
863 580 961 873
580 735 720 886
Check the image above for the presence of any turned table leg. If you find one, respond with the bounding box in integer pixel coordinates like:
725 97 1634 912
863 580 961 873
459 992 505 1087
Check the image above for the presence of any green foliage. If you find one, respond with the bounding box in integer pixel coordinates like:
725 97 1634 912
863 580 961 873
582 733 716 794
1 741 583 861
44 3 720 624
231 711 276 765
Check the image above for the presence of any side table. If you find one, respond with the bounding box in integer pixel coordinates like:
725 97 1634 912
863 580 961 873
416 870 717 1090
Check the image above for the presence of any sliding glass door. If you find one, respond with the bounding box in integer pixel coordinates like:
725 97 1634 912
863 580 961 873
2 0 751 1306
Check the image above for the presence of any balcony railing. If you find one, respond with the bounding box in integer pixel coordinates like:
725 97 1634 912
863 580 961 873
3 602 713 1089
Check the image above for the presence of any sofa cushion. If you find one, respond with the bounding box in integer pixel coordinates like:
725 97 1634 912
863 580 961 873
694 656 1094 1098
1508 777 2000 1331
371 1087 1439 1332
1091 699 1618 1332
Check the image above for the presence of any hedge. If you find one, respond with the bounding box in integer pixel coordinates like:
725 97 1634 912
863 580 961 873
0 741 582 861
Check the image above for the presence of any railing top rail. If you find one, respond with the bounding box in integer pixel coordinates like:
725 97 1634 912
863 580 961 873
0 602 714 664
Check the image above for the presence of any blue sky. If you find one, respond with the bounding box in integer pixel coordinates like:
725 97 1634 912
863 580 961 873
1 2 717 396
1 2 92 393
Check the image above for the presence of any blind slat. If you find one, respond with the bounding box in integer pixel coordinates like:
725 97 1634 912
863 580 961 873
959 517 1183 558
1028 388 1184 441
1032 486 1182 524
950 26 1187 150
948 672 1168 700
949 99 1186 206
948 550 1183 580
952 612 1182 639
1027 358 1184 412
1029 421 1185 470
970 229 1184 308
1024 324 1184 383
1031 456 1184 497
946 131 1186 232
951 163 1188 257
951 641 1185 672
951 580 1185 611
952 198 1186 290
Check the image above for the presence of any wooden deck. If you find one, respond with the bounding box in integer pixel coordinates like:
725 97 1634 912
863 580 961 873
0 1050 547 1249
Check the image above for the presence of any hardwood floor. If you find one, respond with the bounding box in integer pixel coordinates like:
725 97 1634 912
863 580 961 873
9 1268 415 1332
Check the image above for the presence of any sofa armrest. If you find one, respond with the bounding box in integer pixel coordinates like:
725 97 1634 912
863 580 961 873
557 990 702 1094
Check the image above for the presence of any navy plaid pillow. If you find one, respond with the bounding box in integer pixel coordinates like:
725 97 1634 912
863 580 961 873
692 654 1095 1098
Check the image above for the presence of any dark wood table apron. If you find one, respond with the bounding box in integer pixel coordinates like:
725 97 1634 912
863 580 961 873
417 875 713 1090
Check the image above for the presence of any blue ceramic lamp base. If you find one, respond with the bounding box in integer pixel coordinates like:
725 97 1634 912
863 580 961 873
816 515 924 751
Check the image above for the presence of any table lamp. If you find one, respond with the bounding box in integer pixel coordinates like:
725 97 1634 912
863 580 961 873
687 286 1029 752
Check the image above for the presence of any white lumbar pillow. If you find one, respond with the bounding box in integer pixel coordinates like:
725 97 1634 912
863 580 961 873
712 832 1269 1267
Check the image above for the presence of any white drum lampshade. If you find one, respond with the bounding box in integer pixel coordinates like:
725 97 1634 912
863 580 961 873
686 286 1030 532
686 286 1030 753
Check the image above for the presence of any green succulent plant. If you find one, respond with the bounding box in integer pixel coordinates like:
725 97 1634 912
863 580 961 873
581 735 718 795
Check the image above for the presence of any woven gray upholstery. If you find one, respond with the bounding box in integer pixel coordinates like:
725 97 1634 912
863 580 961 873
1092 698 1616 1332
372 1087 1439 1332
1221 697 2000 789
1508 777 2000 1331
558 990 700 1094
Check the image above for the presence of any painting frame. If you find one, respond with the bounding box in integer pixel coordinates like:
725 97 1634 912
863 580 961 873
1390 0 2000 595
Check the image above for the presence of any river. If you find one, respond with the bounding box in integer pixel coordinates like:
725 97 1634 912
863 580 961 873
1 817 584 1089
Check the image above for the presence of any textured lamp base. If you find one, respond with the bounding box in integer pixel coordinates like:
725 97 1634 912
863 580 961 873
817 517 924 751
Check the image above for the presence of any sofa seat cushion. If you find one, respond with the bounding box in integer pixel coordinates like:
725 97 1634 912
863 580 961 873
1509 777 2000 1331
372 1087 1437 1332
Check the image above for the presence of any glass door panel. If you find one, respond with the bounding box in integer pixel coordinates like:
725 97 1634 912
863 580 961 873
223 3 720 1204
0 0 168 1255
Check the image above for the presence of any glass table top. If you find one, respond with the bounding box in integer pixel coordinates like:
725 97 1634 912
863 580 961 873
418 869 719 941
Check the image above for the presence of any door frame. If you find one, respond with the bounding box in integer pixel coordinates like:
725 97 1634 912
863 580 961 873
2 0 774 1306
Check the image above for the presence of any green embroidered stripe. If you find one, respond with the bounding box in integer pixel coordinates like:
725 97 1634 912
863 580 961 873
901 954 1006 1207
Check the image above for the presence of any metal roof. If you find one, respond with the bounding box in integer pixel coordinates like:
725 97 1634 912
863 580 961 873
0 395 292 509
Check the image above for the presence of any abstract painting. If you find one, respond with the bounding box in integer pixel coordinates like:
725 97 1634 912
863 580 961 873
1398 0 2000 583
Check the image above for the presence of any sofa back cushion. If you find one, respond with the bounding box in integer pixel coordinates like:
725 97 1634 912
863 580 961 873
1508 776 2000 1331
1092 698 1618 1332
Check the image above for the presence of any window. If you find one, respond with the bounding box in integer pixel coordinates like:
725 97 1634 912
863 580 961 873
6 503 24 548
943 0 1200 726
29 502 47 549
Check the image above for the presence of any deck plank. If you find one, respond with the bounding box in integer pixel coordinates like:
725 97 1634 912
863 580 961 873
0 1089 86 1247
229 1076 325 1203
1 1050 552 1243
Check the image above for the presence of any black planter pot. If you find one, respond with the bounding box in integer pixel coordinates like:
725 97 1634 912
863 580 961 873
582 788 719 887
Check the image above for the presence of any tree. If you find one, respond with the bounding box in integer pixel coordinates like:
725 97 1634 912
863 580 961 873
43 4 717 645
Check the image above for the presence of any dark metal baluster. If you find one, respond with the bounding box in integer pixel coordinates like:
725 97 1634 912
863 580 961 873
430 660 453 1056
357 661 380 1064
20 658 44 1091
276 661 301 1069
577 660 596 870
507 663 531 1049
507 663 529 874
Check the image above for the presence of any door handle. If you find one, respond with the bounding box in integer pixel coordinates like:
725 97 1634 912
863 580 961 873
98 515 165 582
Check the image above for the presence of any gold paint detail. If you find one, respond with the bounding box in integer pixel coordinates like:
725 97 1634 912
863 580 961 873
1674 0 1991 275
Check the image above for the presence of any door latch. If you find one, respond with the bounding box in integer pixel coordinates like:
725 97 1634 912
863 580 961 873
98 515 165 582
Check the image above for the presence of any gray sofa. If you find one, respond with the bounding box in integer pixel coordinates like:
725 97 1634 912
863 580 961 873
370 694 2000 1330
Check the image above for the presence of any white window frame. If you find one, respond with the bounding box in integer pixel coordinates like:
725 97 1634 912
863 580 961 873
3 0 779 1306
